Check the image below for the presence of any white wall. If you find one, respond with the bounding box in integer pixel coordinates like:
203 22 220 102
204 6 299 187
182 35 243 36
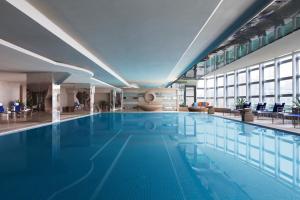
0 72 27 108
123 88 178 111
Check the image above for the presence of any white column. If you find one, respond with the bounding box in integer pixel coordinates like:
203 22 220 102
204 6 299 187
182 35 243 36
214 75 217 106
52 83 61 122
120 90 124 111
246 67 250 101
234 70 238 102
275 58 280 103
112 89 116 111
292 53 297 99
204 78 207 101
224 74 227 107
90 85 95 114
259 64 263 102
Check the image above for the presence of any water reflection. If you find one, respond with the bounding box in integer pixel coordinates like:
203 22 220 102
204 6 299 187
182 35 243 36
176 114 300 199
0 113 300 199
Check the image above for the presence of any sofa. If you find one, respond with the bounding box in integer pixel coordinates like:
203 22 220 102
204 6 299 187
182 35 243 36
188 102 210 112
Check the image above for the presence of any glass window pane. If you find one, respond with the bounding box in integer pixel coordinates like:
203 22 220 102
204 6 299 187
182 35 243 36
250 98 260 109
238 85 246 96
207 78 214 88
227 86 234 97
264 66 274 80
264 82 275 95
197 89 204 98
227 74 235 85
279 96 293 110
250 69 259 82
186 88 195 96
238 72 246 84
217 76 224 87
197 79 205 88
217 88 224 97
216 98 224 107
227 98 235 108
264 97 275 109
207 89 214 98
250 83 259 96
279 61 292 78
186 97 195 106
279 79 292 95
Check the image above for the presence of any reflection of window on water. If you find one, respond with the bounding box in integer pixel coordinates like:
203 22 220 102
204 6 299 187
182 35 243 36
179 122 300 189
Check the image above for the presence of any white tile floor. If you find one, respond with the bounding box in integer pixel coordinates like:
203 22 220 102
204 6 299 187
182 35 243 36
213 112 300 135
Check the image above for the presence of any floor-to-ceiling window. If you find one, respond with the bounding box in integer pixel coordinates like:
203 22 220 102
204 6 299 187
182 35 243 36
278 56 293 110
237 69 246 99
197 79 205 101
206 77 214 105
185 85 196 106
263 61 275 109
226 72 235 108
249 65 260 108
216 75 224 107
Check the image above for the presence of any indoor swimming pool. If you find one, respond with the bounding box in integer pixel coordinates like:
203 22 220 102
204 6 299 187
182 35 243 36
1 112 300 200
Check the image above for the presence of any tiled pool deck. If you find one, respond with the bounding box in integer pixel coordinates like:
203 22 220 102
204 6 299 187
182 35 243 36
1 111 300 135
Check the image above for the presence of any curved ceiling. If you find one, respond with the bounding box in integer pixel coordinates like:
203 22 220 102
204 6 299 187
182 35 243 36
1 0 269 87
0 39 113 88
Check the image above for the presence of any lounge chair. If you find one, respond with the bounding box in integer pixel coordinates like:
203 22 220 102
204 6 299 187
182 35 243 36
252 103 267 115
0 103 9 120
257 103 285 122
243 102 251 109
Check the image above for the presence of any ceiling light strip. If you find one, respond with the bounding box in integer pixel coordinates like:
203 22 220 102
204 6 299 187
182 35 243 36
6 0 129 86
167 0 224 81
0 39 94 76
0 39 116 87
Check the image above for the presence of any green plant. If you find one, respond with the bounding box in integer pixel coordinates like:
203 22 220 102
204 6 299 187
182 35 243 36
235 98 246 107
180 102 186 107
293 97 300 108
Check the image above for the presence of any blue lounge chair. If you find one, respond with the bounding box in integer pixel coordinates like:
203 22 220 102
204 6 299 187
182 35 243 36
243 102 251 109
0 103 4 113
0 103 9 120
256 103 267 111
257 103 285 122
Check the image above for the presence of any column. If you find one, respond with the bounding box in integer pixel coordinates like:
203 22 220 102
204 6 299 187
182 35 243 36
246 67 250 101
112 89 116 111
259 64 263 102
274 58 280 103
292 53 297 99
52 83 61 122
213 75 217 106
234 70 238 102
224 74 227 107
90 85 95 114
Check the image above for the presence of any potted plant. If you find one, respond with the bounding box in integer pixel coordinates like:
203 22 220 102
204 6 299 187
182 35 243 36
292 97 300 114
235 98 246 110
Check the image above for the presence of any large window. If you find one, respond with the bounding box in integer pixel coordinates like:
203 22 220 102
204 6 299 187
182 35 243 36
197 79 205 100
226 72 235 108
237 70 246 98
216 75 224 107
185 86 196 106
249 65 260 108
279 56 293 109
263 61 275 108
206 77 215 105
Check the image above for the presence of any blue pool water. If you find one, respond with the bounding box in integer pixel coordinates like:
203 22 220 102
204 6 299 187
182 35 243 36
1 112 300 200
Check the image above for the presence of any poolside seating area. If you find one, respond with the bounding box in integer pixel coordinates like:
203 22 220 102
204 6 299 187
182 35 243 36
0 101 34 121
188 101 300 131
